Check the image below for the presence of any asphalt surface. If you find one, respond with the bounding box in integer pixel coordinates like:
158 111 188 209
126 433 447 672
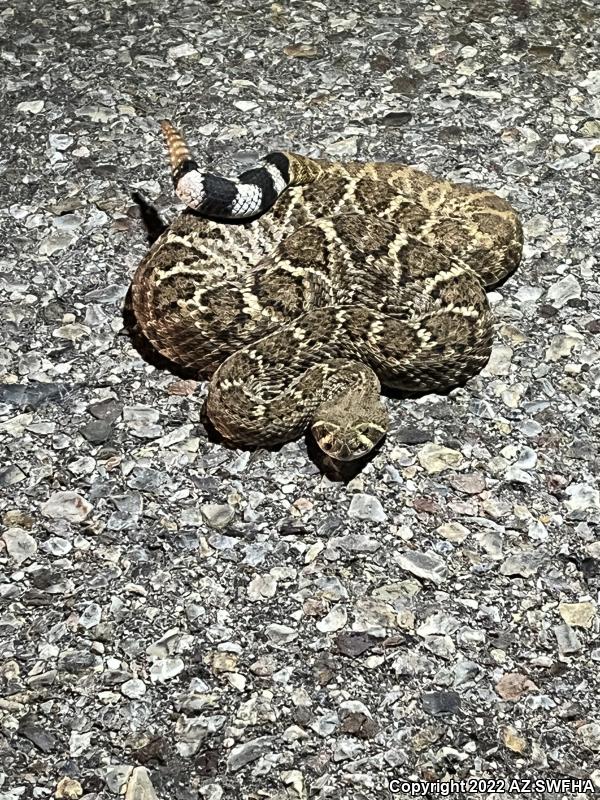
1 1 600 799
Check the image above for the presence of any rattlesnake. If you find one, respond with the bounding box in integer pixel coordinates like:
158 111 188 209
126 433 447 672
129 121 522 461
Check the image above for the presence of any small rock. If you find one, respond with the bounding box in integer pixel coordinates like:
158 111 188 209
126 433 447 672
104 765 134 794
549 151 590 170
18 715 57 752
2 527 37 565
150 658 184 683
41 491 92 523
123 405 160 423
316 604 347 633
234 100 258 112
79 603 102 629
422 691 461 715
201 504 235 530
121 678 147 699
247 574 278 601
395 426 430 444
49 133 74 151
79 419 112 444
436 521 470 542
168 42 197 59
348 493 387 522
88 398 122 421
227 736 272 772
125 767 159 800
283 43 319 58
18 99 45 114
559 601 596 628
55 777 83 799
547 275 581 308
565 483 600 512
545 334 580 361
417 443 463 474
577 722 600 752
265 624 297 644
336 632 378 657
495 672 538 701
483 345 513 376
448 472 486 494
553 623 582 655
44 536 72 556
396 550 447 584
500 552 540 578
0 464 27 486
502 725 527 753
40 232 76 256
380 111 412 127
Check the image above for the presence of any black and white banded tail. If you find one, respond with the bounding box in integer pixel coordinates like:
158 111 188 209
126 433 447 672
160 120 320 220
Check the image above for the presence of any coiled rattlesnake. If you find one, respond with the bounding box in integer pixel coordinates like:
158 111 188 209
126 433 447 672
129 121 522 460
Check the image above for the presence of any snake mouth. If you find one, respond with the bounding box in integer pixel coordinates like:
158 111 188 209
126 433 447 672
311 420 386 462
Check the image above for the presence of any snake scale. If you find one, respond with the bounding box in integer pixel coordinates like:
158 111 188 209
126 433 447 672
129 121 523 461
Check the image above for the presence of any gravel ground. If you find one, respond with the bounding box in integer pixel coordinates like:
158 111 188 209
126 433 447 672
1 1 600 799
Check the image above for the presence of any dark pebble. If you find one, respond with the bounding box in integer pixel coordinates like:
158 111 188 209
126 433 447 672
80 419 112 443
395 426 431 445
380 111 412 127
18 715 57 753
87 398 122 421
422 690 461 715
336 632 379 657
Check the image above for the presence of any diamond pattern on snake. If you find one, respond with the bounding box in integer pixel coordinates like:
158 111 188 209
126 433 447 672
128 121 522 461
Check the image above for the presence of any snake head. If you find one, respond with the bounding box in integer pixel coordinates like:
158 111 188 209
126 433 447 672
311 417 387 461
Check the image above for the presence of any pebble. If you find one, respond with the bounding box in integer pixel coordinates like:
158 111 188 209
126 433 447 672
348 493 387 522
125 767 159 800
247 574 278 601
553 623 582 655
121 678 147 699
565 483 600 512
104 765 133 794
226 736 273 771
448 472 485 494
495 672 538 701
80 419 112 443
17 99 45 113
422 691 461 715
336 632 378 657
417 443 463 474
201 503 235 529
55 777 83 799
577 722 600 752
396 550 447 584
316 604 347 632
547 274 581 308
79 603 102 629
483 345 513 376
150 658 185 683
500 552 540 578
502 725 527 753
0 465 27 486
436 521 470 543
41 492 92 522
558 601 596 629
265 624 298 644
550 151 590 170
2 527 37 565
545 334 580 361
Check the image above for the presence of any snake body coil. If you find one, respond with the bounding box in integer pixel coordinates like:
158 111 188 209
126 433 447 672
129 121 522 460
